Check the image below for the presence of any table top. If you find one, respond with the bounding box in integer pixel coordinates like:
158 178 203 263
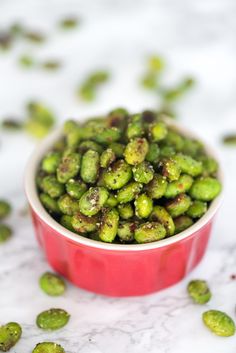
0 0 236 352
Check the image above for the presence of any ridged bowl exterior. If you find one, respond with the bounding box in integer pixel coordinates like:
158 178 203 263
31 208 213 297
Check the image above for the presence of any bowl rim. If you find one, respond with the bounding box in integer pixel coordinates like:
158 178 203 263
24 117 223 252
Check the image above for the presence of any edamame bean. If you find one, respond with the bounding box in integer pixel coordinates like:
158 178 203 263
39 272 66 296
32 342 65 353
109 142 125 157
99 208 119 242
80 150 100 184
0 322 22 352
42 176 65 198
116 182 143 204
166 193 191 218
124 138 149 165
164 174 193 198
117 221 136 242
36 308 70 331
103 160 132 190
145 143 160 163
40 193 61 214
173 154 203 177
78 140 103 154
65 179 87 199
127 114 144 139
202 310 235 337
104 193 118 207
94 127 121 145
132 161 154 184
159 158 181 181
0 200 11 220
149 122 167 142
41 152 61 174
164 130 184 151
174 215 193 233
118 203 134 219
189 177 221 201
135 194 153 218
0 224 12 243
79 187 109 216
60 215 74 231
58 194 80 215
100 148 116 168
134 222 166 243
187 201 207 218
146 174 167 199
150 206 175 236
187 279 211 304
57 152 81 183
72 212 98 233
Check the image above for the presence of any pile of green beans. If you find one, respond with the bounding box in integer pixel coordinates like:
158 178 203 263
37 109 221 244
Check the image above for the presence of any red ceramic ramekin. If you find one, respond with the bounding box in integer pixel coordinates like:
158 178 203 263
25 121 223 297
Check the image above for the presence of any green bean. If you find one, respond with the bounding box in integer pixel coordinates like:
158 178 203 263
118 203 134 219
146 174 167 199
117 221 136 242
159 158 181 181
150 206 175 236
126 114 144 139
72 211 98 233
164 174 193 198
149 122 167 142
189 177 221 201
65 179 87 199
104 193 118 207
36 308 70 331
99 208 119 242
78 140 103 154
42 176 65 198
145 143 160 163
174 215 193 233
165 193 191 218
187 201 207 218
0 200 11 220
132 161 154 184
40 193 61 214
60 215 74 231
100 148 116 168
41 152 61 174
187 279 211 304
134 222 166 243
39 272 66 296
57 152 81 183
116 182 143 204
124 138 149 165
58 194 80 215
173 154 203 177
135 194 153 218
79 187 109 216
80 150 100 184
32 342 65 353
0 224 12 243
103 160 132 190
0 322 22 352
202 310 235 337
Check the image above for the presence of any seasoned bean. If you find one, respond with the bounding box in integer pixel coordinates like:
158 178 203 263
72 211 98 233
173 154 203 177
166 193 191 218
32 342 65 353
124 138 149 165
132 161 154 184
118 203 134 219
149 122 167 142
65 179 87 199
202 310 235 337
100 148 116 168
99 208 119 242
164 174 193 198
189 177 221 201
127 114 144 139
80 150 99 184
42 176 65 198
39 272 66 296
159 158 181 181
135 194 153 218
40 193 61 214
79 187 109 216
134 222 166 243
36 308 70 331
41 152 61 174
57 153 81 183
58 194 80 215
0 322 22 352
187 279 211 304
150 206 175 236
146 174 167 199
145 143 160 163
104 193 118 207
103 160 132 190
78 140 103 154
60 215 74 231
187 201 207 218
117 221 136 242
174 215 193 233
116 182 143 204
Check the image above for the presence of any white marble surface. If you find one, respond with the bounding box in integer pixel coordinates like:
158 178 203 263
1 0 236 352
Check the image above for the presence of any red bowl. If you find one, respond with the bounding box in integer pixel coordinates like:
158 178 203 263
25 122 223 297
